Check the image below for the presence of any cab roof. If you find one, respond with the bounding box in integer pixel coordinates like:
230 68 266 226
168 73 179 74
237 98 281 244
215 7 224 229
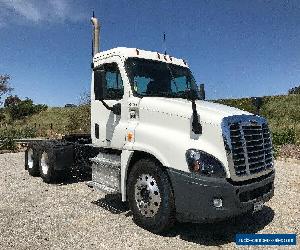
93 47 188 67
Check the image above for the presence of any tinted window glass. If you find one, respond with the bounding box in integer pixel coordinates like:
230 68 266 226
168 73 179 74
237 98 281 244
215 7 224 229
125 58 200 99
94 63 124 100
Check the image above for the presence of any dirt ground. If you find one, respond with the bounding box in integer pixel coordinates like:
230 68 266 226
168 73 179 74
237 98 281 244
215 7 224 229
0 152 299 249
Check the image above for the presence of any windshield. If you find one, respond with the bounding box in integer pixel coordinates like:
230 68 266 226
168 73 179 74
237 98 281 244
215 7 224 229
125 58 201 99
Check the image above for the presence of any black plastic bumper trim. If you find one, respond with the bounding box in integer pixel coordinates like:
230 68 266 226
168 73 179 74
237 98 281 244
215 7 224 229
166 168 275 223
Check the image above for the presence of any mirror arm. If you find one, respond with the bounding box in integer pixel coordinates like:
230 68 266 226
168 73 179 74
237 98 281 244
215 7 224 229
100 100 121 115
100 100 113 111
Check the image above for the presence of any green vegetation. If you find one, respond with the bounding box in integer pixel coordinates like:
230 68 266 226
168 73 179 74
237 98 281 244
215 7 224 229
0 74 12 106
0 105 90 138
288 85 300 95
0 105 90 150
6 98 47 121
66 105 90 134
0 127 37 150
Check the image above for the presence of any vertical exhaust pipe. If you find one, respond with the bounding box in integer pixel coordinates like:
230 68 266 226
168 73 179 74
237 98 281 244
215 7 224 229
91 14 100 56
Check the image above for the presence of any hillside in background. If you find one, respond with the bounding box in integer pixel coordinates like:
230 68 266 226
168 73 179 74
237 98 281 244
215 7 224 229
0 105 90 141
0 94 299 149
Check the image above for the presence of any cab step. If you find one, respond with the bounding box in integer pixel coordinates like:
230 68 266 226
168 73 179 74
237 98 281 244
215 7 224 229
88 152 121 193
86 181 118 194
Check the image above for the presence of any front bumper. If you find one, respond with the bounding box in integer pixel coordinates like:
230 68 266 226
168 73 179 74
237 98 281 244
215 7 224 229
167 168 275 223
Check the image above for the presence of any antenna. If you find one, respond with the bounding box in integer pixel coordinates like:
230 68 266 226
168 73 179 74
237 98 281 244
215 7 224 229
163 32 167 55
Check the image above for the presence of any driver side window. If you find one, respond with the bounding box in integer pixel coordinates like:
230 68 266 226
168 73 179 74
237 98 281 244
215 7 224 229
94 63 124 100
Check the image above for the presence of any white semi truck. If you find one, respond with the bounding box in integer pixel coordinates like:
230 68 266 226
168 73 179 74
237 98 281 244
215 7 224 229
25 16 275 233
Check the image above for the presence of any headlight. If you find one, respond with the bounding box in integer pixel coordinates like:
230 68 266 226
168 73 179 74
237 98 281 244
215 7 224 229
185 149 226 178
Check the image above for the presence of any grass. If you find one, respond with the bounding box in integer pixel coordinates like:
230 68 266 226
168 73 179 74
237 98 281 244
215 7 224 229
0 105 90 139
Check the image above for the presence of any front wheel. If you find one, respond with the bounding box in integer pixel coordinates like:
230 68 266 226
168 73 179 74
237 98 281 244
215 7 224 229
127 158 175 233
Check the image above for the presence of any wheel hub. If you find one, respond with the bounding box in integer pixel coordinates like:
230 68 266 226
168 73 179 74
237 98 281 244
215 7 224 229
140 187 150 203
41 152 49 175
135 174 161 218
27 149 34 169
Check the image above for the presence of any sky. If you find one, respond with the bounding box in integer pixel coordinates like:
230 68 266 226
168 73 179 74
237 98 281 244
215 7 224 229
0 0 299 106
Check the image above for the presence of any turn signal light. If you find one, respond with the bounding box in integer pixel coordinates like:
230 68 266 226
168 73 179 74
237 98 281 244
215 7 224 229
127 132 134 142
191 161 200 172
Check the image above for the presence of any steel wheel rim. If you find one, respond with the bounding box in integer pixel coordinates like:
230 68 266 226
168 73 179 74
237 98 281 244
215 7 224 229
41 152 49 175
27 149 34 169
135 174 161 218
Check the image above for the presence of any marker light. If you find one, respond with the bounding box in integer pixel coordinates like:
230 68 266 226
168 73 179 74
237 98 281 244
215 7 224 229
127 132 134 142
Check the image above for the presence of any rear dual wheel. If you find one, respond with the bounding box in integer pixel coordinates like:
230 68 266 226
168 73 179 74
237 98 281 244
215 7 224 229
39 151 57 183
25 144 58 183
25 145 40 176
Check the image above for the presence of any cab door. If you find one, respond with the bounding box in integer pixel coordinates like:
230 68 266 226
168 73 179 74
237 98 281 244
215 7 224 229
91 57 127 149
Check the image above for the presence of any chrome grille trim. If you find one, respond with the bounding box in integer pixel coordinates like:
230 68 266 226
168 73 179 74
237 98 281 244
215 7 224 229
222 115 274 181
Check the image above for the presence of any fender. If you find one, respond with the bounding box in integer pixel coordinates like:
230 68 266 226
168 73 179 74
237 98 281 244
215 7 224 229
120 149 134 201
120 147 168 202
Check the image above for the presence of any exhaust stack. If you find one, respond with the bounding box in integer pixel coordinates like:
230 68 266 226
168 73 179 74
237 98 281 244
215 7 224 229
91 15 100 56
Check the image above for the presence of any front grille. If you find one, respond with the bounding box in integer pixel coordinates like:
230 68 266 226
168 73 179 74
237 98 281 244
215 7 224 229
228 120 273 177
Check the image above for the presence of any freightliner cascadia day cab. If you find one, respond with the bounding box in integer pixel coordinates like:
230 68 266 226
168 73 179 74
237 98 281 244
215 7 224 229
24 16 275 233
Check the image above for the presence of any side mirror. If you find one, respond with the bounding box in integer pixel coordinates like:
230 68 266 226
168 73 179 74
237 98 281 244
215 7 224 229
186 89 198 100
199 83 205 100
112 103 121 115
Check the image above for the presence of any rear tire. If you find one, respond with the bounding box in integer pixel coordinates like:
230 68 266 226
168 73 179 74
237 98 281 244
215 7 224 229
39 147 57 183
127 158 175 234
25 145 40 176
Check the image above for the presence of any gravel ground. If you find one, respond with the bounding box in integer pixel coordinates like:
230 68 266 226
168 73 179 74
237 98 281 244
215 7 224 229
278 144 300 160
0 152 299 250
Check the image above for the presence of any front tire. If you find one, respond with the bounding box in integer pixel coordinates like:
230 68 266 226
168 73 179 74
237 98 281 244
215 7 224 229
127 158 175 233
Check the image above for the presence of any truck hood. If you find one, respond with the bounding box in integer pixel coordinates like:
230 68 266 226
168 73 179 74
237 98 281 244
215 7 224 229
139 97 251 125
